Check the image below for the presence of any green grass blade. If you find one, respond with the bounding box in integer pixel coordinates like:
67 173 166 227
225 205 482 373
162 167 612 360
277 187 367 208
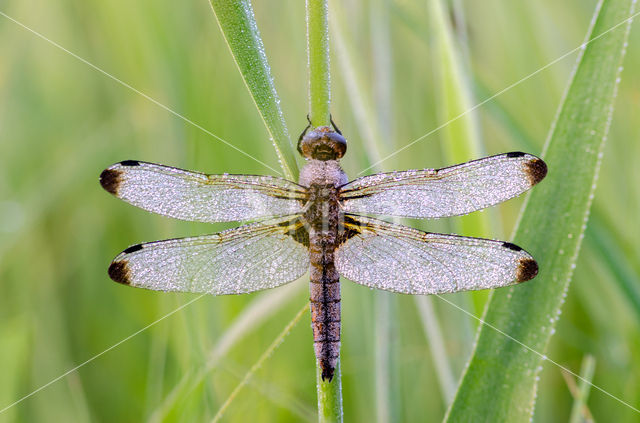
428 0 488 238
208 0 298 179
474 77 640 325
427 0 483 383
445 0 636 421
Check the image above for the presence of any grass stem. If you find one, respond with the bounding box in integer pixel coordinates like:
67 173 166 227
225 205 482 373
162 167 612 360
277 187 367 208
307 1 343 421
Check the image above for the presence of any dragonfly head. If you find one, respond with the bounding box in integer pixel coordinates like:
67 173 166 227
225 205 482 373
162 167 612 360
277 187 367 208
298 126 347 161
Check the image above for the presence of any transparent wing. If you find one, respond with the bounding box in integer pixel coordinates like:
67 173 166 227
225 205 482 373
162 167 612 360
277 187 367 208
100 161 307 222
107 218 310 295
340 152 547 218
335 215 538 295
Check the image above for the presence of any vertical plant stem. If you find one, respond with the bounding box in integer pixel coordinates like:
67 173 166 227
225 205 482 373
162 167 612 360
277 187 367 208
307 0 331 126
316 361 343 423
307 1 343 422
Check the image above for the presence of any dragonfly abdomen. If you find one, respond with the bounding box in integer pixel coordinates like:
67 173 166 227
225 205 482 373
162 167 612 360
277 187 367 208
309 232 341 382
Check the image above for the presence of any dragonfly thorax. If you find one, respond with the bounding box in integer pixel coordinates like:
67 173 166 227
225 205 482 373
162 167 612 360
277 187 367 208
298 158 348 189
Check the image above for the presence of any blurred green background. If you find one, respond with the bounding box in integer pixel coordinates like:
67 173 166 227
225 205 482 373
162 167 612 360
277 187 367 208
1 0 639 421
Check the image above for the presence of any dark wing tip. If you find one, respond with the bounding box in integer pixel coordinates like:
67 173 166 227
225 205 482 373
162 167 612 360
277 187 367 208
100 168 122 195
120 160 141 167
108 260 132 285
524 158 548 186
516 258 538 282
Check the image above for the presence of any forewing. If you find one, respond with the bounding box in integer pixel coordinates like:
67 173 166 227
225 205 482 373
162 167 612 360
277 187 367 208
108 218 310 295
340 152 547 218
335 215 538 295
100 161 306 222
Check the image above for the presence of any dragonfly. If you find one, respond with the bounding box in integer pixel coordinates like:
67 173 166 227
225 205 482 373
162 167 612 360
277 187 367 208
100 122 547 381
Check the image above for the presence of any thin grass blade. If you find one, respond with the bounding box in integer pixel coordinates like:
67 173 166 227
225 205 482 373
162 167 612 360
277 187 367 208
211 304 309 422
147 283 304 422
568 355 597 423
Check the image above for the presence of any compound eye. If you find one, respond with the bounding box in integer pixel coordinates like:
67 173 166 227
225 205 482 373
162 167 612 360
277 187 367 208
327 133 347 159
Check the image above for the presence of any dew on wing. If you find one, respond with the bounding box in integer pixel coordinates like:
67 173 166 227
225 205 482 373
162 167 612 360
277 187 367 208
341 153 547 219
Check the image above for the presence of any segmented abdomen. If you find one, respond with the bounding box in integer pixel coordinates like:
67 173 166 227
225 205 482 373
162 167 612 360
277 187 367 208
309 231 341 381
